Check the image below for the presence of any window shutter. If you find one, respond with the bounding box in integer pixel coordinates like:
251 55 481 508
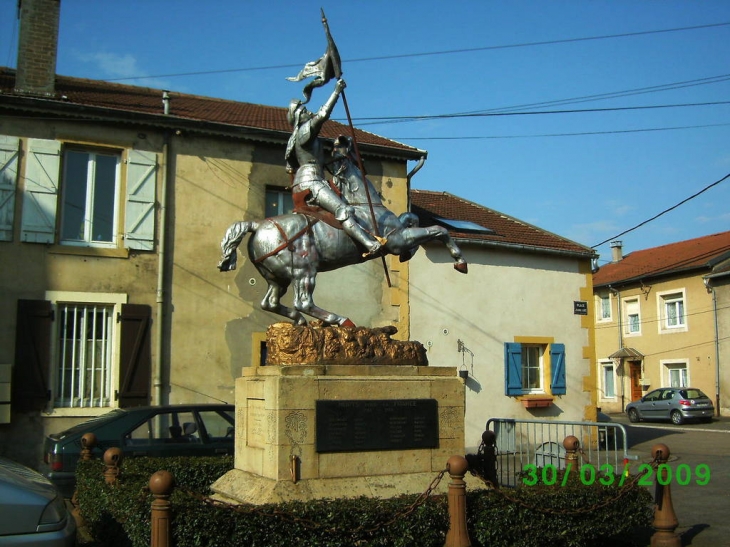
124 150 157 250
118 304 152 408
13 300 53 411
21 139 61 243
0 135 20 241
550 343 566 395
504 342 523 396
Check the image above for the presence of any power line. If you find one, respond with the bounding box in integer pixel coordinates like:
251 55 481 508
105 22 730 82
345 100 730 127
389 122 730 140
591 172 730 249
436 74 730 115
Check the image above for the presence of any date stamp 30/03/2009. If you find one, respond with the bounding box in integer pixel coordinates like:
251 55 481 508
521 462 711 487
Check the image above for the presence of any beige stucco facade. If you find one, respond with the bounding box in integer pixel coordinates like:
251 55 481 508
0 116 411 468
706 272 730 414
408 243 597 450
594 273 720 414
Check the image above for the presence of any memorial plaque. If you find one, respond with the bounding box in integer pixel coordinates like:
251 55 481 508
247 398 266 449
315 399 439 452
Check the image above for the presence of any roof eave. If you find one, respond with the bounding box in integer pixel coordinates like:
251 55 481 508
0 93 426 161
593 263 713 288
449 236 597 259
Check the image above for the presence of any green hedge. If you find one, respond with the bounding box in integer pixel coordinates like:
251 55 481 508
76 459 652 547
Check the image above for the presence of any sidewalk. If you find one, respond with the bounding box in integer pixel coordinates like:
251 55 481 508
606 413 730 547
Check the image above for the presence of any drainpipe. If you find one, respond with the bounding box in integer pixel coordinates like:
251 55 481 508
705 278 721 416
406 154 427 210
153 133 171 406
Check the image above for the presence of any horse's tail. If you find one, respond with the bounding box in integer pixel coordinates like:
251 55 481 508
218 220 259 272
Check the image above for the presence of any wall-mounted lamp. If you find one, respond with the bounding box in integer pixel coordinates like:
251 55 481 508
457 339 474 379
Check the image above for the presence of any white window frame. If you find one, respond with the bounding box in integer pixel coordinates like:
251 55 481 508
599 360 617 399
596 293 612 323
44 291 127 417
60 147 122 248
662 359 689 388
657 289 688 334
623 297 641 336
521 345 544 393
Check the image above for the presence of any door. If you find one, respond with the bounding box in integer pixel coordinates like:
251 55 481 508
629 362 643 402
639 389 665 420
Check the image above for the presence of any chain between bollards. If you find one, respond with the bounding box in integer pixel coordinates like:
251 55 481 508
444 455 471 547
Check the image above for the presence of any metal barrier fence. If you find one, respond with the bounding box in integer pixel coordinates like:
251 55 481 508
485 417 638 487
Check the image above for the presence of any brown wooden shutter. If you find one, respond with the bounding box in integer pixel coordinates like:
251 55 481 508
13 299 53 411
117 304 151 408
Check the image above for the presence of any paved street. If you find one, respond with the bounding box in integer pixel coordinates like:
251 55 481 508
608 413 730 547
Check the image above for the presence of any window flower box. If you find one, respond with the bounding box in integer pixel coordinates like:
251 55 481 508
520 397 554 408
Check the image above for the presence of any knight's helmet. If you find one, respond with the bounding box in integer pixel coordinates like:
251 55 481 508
287 99 304 127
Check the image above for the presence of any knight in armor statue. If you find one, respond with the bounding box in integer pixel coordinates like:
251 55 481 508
285 78 383 257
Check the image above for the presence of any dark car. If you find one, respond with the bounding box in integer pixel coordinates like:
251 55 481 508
43 404 234 498
0 456 76 546
625 387 714 425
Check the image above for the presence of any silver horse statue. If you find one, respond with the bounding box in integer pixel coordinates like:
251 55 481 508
218 138 468 327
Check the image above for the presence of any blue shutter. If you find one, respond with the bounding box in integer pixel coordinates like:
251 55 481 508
0 135 20 241
124 150 157 250
550 343 566 395
21 139 61 243
504 342 523 396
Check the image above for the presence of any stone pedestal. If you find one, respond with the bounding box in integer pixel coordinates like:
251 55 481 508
212 363 465 505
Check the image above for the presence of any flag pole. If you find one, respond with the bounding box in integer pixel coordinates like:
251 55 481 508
339 90 392 287
320 9 392 287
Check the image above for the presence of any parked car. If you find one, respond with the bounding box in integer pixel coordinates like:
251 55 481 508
0 456 76 546
626 387 714 425
43 404 235 498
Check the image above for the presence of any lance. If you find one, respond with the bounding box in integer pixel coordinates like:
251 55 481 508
321 10 392 287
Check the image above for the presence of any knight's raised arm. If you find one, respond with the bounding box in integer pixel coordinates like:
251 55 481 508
314 79 346 126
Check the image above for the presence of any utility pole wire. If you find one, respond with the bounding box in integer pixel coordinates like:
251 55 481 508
591 172 730 249
103 22 730 82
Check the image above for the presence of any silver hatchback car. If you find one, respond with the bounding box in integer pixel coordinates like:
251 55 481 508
626 387 715 425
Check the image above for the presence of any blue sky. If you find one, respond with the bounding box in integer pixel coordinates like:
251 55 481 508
2 1 728 264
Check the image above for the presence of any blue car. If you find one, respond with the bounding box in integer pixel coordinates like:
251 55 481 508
626 387 714 425
43 404 234 498
0 456 76 546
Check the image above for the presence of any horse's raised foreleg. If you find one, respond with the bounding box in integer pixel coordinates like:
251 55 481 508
399 225 468 273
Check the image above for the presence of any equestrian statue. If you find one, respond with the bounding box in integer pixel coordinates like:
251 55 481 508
217 11 467 327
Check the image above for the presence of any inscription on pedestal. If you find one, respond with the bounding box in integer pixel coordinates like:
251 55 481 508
247 398 266 449
316 399 438 452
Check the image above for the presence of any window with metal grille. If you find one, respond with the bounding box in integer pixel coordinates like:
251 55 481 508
55 304 114 408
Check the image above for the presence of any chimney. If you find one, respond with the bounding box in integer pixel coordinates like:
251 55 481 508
610 240 623 262
15 0 61 97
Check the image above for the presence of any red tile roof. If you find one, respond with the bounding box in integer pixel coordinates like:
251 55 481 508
410 189 594 257
593 231 730 287
0 67 422 158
